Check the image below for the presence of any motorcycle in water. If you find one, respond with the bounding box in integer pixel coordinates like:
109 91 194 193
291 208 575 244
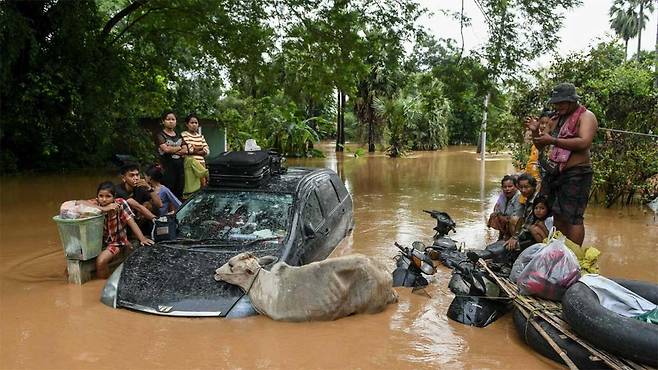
445 252 512 327
420 210 513 327
392 241 436 288
421 210 470 269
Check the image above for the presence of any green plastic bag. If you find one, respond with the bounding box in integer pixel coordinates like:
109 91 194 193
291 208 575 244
634 308 658 325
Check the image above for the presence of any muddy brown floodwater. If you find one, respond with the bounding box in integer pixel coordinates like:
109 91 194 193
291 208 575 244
1 146 657 370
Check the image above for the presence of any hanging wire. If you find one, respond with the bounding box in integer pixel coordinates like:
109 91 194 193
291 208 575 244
598 127 658 139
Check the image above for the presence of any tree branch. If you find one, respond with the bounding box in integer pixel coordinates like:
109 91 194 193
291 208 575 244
101 0 150 41
110 7 160 44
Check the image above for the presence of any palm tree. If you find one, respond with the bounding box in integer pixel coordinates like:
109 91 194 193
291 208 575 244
609 0 639 60
634 0 656 61
373 96 411 157
655 7 658 88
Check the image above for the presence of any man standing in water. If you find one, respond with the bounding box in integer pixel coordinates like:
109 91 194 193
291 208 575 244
525 83 598 246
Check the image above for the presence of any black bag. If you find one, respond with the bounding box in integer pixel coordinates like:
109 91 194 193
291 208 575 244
151 214 176 242
268 150 286 174
207 150 284 188
538 149 560 177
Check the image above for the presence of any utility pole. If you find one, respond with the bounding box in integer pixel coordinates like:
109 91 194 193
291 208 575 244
480 91 490 161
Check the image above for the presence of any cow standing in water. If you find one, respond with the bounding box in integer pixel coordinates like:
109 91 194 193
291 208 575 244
214 253 398 321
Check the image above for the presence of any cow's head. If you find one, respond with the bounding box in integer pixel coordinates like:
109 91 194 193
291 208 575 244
214 252 277 290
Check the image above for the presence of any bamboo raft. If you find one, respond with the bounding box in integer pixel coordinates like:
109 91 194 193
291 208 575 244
477 259 654 370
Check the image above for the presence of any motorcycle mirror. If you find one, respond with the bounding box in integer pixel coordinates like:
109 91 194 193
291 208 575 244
467 251 480 264
420 261 435 275
303 222 316 239
412 241 426 251
412 249 436 275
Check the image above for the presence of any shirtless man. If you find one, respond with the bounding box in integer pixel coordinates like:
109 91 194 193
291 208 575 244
525 83 598 246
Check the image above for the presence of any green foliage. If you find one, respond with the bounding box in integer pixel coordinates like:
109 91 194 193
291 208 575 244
353 148 366 157
403 74 451 150
476 0 583 82
374 96 409 157
216 93 320 157
0 0 426 171
1 0 152 171
374 74 452 157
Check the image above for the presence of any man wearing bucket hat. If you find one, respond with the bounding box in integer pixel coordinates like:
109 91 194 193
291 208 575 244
524 83 598 246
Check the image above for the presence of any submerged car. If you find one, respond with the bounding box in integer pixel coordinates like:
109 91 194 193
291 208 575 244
101 167 354 317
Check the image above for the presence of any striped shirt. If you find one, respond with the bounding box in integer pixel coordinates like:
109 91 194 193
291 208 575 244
181 131 210 166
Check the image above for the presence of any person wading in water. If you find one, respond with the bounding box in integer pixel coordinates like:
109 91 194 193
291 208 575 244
525 83 598 246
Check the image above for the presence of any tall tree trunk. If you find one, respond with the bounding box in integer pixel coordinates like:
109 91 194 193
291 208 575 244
366 91 376 152
336 89 345 152
368 108 375 152
654 10 658 88
637 1 644 61
624 38 628 60
336 90 342 152
458 0 465 63
340 90 346 150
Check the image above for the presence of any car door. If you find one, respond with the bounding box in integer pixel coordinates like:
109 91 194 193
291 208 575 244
298 189 325 264
330 174 353 236
307 176 342 261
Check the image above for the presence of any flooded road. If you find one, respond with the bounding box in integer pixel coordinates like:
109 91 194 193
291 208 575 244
1 146 656 370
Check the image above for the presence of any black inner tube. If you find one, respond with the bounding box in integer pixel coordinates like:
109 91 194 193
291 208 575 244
512 308 609 369
562 278 658 367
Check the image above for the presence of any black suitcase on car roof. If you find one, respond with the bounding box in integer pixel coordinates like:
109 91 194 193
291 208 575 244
208 150 272 188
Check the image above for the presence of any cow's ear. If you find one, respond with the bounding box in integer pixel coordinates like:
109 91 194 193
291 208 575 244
240 252 254 260
257 255 278 267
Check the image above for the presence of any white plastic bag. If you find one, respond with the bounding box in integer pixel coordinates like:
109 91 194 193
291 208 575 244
516 236 581 300
59 201 102 219
244 139 261 151
509 242 544 283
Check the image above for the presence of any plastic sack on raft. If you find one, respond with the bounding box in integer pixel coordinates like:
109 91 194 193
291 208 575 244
553 230 601 274
509 242 545 283
59 201 102 219
516 236 581 301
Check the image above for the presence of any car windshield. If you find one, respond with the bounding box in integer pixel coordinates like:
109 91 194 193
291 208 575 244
176 191 294 244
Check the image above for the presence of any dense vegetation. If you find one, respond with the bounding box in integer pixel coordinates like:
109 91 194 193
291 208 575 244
1 0 656 206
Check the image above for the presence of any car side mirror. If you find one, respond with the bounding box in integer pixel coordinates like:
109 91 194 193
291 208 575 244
303 222 316 239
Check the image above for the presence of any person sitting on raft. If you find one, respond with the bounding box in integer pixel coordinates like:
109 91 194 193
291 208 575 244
479 173 539 265
505 173 539 252
507 195 552 252
528 196 551 242
487 175 523 240
82 181 154 278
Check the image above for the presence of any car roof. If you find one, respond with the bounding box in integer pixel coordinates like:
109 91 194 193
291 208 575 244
205 167 332 194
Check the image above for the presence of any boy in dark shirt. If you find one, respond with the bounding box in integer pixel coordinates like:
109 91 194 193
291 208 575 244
116 163 162 225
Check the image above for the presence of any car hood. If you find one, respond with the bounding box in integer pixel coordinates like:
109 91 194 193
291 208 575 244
116 244 276 317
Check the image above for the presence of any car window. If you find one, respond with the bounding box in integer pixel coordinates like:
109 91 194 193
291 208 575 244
331 176 348 200
317 178 339 215
176 191 293 244
303 191 323 231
